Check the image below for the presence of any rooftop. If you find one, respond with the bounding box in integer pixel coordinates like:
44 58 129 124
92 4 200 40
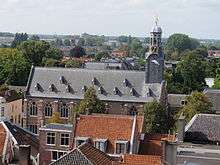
0 123 6 156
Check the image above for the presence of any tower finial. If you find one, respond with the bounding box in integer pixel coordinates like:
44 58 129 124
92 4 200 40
155 15 159 26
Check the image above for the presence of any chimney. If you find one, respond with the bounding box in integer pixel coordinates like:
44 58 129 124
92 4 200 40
161 140 177 165
19 145 31 165
177 115 186 143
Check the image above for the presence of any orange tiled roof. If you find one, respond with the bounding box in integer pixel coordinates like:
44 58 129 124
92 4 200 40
0 123 6 156
139 134 176 156
117 154 161 165
73 114 144 153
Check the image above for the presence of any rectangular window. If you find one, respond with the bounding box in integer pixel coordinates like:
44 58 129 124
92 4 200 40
28 125 38 134
115 141 128 154
95 141 106 152
47 132 56 145
51 151 66 161
60 133 70 146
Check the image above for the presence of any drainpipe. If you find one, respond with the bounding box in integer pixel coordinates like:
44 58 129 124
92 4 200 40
129 115 136 154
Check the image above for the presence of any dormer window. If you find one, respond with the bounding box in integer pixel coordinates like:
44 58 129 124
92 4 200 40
35 83 41 91
82 86 87 93
49 84 56 92
75 137 90 147
98 87 104 94
113 87 120 95
130 88 136 96
115 140 129 154
59 76 66 84
94 139 107 152
92 77 98 85
123 79 130 87
66 85 72 93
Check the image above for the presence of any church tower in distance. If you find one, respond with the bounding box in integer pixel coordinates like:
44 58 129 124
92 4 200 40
145 19 164 84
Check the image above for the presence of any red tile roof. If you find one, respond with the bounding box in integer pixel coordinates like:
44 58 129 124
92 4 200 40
0 123 6 156
139 134 176 156
114 154 161 165
73 114 144 154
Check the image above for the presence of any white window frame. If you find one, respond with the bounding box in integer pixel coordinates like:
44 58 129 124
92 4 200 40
60 133 70 147
51 150 67 161
115 140 129 154
94 139 107 152
47 132 56 146
75 137 89 147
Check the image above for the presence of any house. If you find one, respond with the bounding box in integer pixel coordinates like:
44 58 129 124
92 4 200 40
39 123 73 165
167 94 188 112
203 88 220 114
0 89 23 126
177 114 220 165
111 50 128 58
23 22 166 135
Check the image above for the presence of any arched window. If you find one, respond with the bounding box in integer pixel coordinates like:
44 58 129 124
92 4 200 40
44 103 53 117
29 102 38 116
60 103 69 118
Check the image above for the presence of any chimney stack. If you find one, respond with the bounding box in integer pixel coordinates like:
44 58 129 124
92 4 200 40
177 115 186 143
161 140 177 165
19 145 31 165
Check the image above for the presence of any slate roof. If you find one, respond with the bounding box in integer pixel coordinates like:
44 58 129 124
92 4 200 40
185 114 220 143
50 143 113 165
73 114 144 153
39 123 73 132
3 121 39 150
26 66 163 103
0 123 6 156
204 89 220 112
167 94 188 108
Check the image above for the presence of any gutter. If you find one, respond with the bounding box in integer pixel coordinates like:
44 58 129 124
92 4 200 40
130 115 136 154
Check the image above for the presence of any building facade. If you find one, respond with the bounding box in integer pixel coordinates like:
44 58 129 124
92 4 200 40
23 22 167 135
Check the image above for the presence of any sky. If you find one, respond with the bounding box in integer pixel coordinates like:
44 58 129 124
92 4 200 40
0 0 219 39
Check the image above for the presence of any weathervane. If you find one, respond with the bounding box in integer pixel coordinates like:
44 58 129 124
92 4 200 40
154 15 159 26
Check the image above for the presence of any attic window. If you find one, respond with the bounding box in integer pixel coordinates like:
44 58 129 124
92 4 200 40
66 85 72 93
75 137 90 147
113 87 120 95
130 88 136 96
94 139 108 153
35 83 41 91
82 86 87 93
59 76 66 84
115 140 129 154
123 79 130 87
49 84 56 92
98 87 104 94
92 77 98 85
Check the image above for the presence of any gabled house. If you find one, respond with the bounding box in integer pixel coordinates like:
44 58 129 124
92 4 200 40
72 114 144 156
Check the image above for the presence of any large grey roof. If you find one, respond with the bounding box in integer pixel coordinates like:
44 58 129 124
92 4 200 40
26 66 163 103
185 114 220 143
204 89 220 112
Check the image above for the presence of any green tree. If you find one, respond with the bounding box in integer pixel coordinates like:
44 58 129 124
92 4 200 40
77 38 85 47
0 48 30 85
143 101 169 133
45 47 63 60
42 58 59 67
47 112 64 124
64 39 71 46
65 60 82 68
75 87 105 114
179 92 213 122
11 33 28 48
70 46 86 58
95 52 109 61
55 38 63 46
175 52 207 93
18 40 50 66
129 38 145 58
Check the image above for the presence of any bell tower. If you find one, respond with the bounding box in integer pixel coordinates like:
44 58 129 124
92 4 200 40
145 19 164 84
